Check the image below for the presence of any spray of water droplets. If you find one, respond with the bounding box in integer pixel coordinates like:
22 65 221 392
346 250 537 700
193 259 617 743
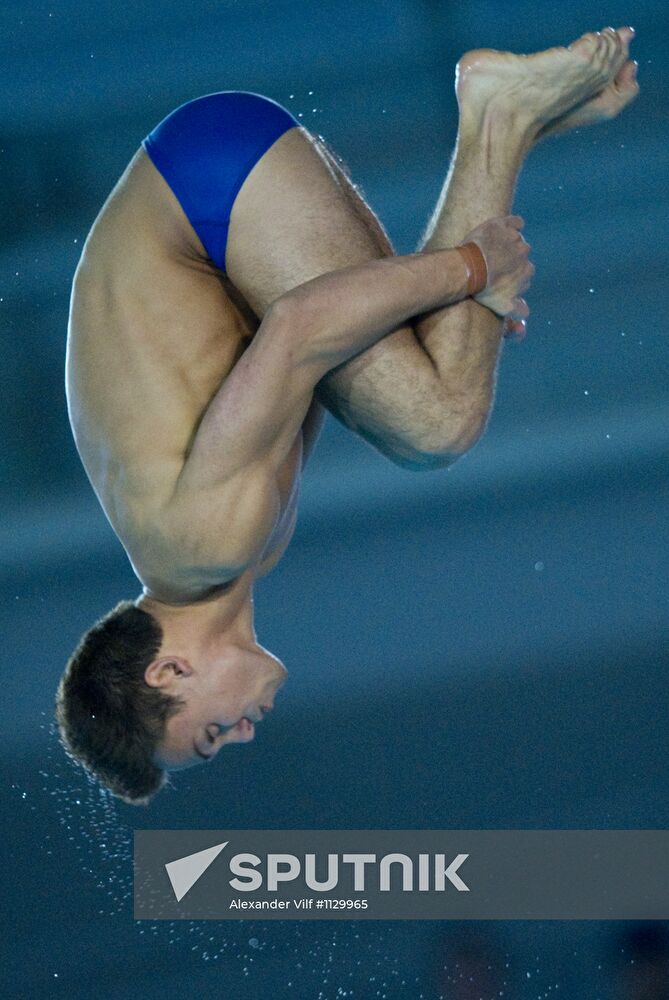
15 721 626 997
12 720 456 996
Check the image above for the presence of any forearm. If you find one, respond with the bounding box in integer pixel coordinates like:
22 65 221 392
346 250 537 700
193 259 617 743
278 247 471 374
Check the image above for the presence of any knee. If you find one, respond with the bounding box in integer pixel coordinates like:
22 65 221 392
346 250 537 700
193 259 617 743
388 408 489 471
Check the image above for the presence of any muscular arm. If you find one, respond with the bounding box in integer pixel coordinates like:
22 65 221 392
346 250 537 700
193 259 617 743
225 128 502 470
169 246 472 568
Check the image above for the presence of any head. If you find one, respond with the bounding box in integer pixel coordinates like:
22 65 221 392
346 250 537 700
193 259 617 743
56 600 287 805
144 622 287 772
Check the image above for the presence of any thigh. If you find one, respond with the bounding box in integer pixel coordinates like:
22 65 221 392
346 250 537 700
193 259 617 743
226 125 395 313
225 125 439 457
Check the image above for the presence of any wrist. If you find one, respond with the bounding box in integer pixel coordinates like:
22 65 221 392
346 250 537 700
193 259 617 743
455 243 488 296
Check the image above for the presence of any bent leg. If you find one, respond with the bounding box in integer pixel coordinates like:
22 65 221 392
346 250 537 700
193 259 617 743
226 125 459 467
225 29 639 468
226 117 525 467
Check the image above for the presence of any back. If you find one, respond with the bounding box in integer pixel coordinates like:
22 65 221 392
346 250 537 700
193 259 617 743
66 148 258 575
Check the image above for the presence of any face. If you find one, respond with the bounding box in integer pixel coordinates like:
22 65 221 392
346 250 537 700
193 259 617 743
150 645 287 770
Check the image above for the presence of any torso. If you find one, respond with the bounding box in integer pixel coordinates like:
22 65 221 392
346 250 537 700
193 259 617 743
66 148 304 597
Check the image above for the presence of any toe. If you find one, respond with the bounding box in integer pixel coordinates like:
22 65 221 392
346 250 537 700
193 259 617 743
613 27 635 68
601 62 639 118
616 26 636 49
614 60 640 95
606 26 629 75
570 30 599 55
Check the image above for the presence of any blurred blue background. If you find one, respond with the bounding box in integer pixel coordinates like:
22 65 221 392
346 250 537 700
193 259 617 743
2 1 668 997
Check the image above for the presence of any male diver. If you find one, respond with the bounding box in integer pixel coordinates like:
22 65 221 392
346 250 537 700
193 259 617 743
57 28 638 802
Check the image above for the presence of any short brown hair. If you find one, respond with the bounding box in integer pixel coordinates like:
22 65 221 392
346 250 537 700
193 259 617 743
56 600 184 805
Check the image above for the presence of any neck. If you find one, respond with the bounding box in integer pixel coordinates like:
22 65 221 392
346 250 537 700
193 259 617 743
135 571 256 648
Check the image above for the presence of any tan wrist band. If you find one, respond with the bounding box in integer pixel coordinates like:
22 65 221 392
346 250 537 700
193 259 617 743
456 242 488 296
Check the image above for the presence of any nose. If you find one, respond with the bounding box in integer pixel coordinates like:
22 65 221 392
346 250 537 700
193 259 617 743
230 718 255 743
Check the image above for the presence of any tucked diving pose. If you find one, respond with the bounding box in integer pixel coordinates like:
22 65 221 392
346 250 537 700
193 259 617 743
57 27 638 803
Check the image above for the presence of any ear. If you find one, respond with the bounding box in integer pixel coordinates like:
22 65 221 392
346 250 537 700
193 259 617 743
144 656 194 689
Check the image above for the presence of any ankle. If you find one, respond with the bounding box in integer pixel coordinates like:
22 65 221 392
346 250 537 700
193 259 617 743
458 104 539 157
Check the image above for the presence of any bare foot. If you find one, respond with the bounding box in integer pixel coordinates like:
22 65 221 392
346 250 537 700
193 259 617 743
456 27 630 135
538 28 639 139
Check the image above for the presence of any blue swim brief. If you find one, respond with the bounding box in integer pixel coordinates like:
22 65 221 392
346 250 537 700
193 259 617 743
141 91 300 273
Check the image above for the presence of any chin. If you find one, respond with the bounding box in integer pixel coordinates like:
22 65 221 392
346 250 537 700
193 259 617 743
155 749 194 771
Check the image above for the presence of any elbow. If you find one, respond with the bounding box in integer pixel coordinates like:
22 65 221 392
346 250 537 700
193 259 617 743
263 294 303 341
265 292 326 369
269 286 326 334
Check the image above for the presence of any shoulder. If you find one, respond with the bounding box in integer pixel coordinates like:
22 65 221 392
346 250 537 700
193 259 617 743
137 569 244 606
125 475 277 591
124 515 244 599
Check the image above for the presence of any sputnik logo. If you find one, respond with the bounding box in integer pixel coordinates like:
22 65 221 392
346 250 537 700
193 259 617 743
165 841 228 902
